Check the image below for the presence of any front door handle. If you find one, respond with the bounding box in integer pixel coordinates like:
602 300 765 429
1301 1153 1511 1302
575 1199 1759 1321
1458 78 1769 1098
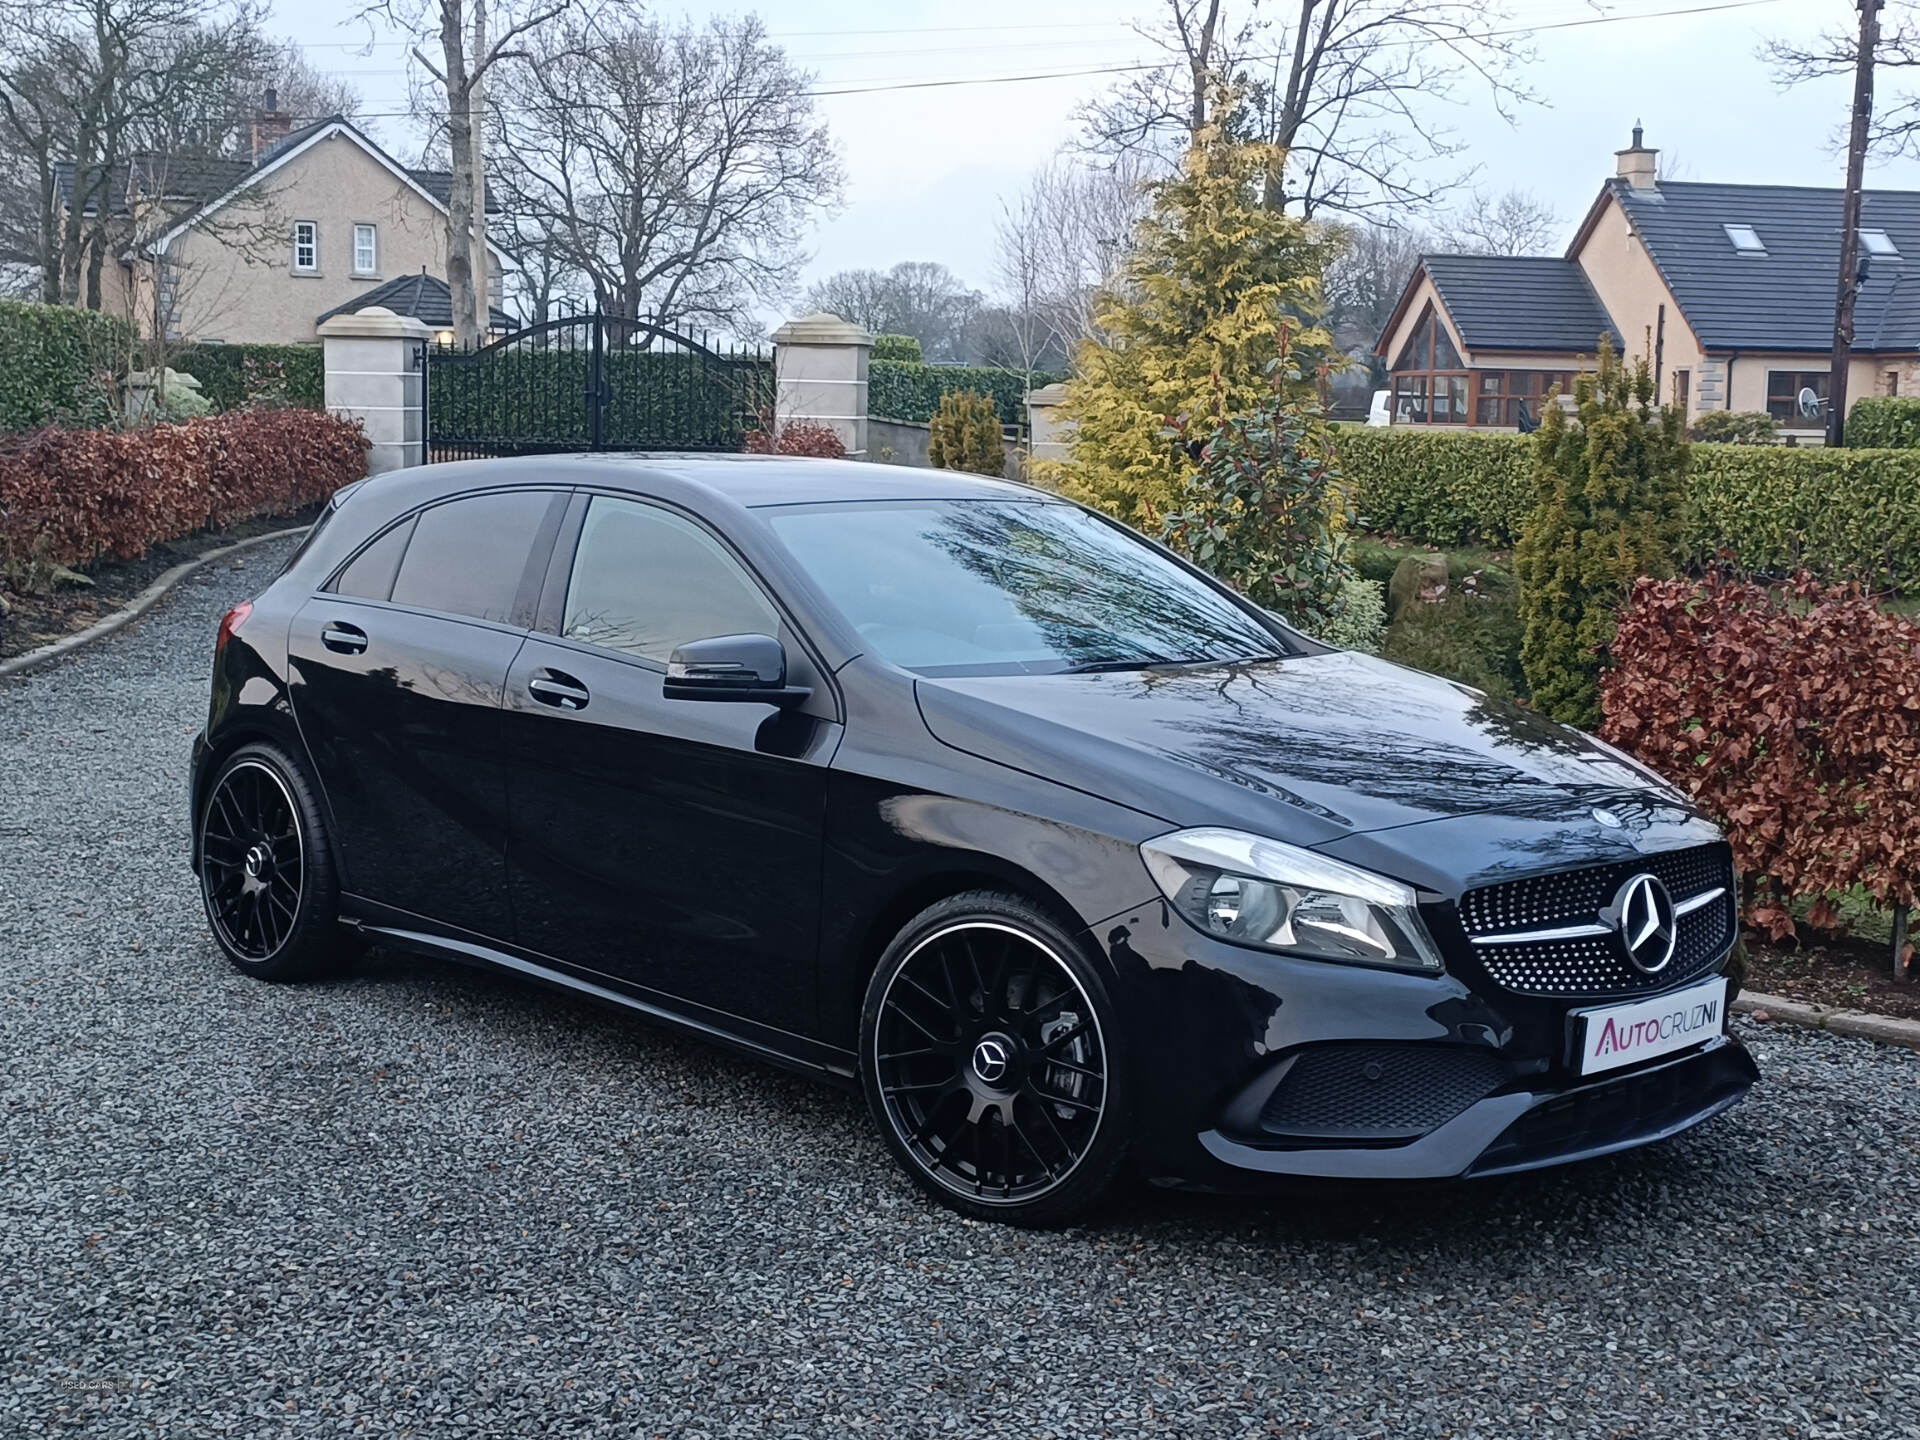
528 669 590 711
321 622 368 655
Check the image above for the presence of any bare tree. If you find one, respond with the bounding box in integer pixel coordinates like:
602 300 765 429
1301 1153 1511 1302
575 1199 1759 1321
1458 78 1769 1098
1321 219 1428 357
362 0 568 345
1763 5 1920 160
1080 0 1536 218
804 261 982 361
991 154 1151 369
1433 187 1560 256
491 9 840 336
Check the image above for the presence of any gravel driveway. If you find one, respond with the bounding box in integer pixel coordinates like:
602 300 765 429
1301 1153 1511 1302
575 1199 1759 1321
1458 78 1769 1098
4 536 1918 1439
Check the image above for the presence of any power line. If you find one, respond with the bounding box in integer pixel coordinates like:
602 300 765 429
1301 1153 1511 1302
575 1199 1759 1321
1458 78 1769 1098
279 0 1802 120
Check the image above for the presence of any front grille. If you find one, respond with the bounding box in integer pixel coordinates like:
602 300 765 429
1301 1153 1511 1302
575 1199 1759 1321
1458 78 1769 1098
1456 845 1736 999
1259 1044 1509 1140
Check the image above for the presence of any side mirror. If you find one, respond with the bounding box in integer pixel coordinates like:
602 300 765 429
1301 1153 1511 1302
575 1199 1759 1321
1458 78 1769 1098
664 633 811 706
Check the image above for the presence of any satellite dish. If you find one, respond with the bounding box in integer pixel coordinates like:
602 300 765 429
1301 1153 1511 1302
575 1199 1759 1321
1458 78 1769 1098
1798 386 1822 419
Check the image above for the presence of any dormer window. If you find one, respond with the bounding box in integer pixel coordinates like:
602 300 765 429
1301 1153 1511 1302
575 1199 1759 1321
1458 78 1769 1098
1861 228 1899 257
1723 224 1765 255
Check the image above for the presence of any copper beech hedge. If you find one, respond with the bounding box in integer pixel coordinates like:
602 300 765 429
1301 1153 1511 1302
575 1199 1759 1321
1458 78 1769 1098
1600 572 1920 941
0 409 367 571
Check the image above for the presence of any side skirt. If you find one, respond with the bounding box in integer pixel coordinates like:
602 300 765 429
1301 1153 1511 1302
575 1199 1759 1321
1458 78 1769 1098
340 901 858 1087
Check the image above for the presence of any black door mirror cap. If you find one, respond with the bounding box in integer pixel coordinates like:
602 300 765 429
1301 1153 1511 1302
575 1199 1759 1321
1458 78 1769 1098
664 633 811 707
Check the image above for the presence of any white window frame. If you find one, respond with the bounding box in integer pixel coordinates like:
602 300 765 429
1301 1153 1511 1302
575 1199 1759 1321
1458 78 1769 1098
1861 228 1899 257
352 223 378 276
292 220 319 273
1723 223 1765 255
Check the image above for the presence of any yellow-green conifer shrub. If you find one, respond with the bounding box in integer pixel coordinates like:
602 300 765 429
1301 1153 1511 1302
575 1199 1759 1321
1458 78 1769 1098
1515 335 1689 727
1037 124 1334 528
928 390 1005 476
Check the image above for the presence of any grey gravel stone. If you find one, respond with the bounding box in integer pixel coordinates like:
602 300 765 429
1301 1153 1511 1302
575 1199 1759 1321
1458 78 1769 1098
4 538 1919 1438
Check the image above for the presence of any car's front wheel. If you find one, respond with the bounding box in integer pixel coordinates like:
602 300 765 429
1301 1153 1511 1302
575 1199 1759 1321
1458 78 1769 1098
859 890 1129 1226
198 741 352 981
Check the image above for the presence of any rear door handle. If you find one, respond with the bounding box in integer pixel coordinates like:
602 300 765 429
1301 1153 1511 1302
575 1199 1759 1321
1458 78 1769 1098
321 622 368 655
528 669 590 711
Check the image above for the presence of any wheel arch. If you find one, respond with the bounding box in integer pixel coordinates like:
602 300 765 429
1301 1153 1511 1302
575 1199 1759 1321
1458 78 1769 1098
190 711 317 872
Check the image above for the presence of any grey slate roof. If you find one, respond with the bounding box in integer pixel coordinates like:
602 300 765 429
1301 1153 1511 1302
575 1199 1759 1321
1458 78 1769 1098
1613 178 1920 352
317 272 515 332
1412 254 1620 354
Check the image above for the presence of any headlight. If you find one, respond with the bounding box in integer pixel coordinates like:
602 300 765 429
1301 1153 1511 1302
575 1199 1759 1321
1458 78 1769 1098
1139 827 1444 973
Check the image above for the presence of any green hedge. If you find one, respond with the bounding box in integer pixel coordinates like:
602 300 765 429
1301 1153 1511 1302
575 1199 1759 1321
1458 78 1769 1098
869 359 1063 427
871 333 923 363
175 343 324 412
1844 396 1920 448
0 300 133 433
1339 426 1920 590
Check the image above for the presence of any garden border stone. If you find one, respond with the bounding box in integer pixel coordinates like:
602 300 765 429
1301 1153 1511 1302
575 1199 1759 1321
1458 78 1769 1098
0 525 307 680
1734 990 1920 1053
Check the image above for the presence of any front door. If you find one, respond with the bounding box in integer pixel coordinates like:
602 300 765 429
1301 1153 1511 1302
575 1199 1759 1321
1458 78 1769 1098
501 493 839 1034
288 488 565 941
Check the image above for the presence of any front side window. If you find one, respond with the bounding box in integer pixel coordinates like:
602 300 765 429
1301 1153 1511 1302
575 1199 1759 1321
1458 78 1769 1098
1766 370 1829 424
1388 301 1468 424
767 499 1288 676
293 220 318 272
353 223 377 275
561 496 779 663
388 491 553 623
1473 370 1577 427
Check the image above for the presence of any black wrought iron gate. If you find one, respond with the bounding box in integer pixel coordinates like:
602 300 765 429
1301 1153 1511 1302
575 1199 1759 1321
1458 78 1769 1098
425 310 774 461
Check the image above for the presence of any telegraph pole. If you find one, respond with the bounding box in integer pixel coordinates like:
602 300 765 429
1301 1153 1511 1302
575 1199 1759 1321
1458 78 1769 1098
1829 0 1882 447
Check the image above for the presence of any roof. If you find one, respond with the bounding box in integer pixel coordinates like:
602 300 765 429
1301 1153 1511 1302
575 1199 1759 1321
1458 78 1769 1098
1608 178 1920 353
318 272 515 332
1401 254 1621 355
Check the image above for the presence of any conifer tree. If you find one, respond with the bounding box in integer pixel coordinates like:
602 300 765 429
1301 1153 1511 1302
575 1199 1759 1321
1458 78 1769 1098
1041 114 1334 528
1515 334 1689 727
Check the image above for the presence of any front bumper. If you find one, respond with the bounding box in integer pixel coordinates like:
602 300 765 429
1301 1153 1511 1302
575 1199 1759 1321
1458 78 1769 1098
1094 900 1757 1189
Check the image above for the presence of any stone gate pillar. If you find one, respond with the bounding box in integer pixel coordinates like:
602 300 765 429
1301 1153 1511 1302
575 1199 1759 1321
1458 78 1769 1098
318 306 433 474
771 312 872 458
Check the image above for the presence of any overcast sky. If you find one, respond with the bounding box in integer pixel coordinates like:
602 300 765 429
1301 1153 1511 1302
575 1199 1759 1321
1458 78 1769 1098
281 0 1915 305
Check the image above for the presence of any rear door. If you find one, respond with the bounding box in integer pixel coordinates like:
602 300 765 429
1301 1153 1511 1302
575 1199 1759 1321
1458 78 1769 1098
501 492 840 1033
289 487 568 941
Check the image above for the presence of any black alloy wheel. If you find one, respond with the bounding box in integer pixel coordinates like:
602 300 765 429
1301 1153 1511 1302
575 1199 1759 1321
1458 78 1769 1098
199 743 350 980
861 891 1128 1225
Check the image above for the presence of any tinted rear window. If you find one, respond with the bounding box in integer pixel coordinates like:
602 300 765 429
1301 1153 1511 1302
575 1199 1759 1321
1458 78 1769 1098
331 517 414 601
389 491 553 624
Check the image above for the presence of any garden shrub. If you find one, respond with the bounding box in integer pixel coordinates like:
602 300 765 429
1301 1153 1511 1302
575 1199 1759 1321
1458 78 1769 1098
1312 575 1386 652
1378 569 1526 700
1336 427 1534 545
1691 410 1778 445
175 343 324 411
0 409 366 577
928 390 1005 476
1516 336 1688 728
1843 395 1920 448
870 334 923 363
741 421 846 458
869 359 1058 428
1160 364 1354 635
1602 571 1920 939
0 300 133 433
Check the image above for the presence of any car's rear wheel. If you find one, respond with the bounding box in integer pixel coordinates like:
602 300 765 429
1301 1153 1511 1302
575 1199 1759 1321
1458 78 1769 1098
860 890 1129 1226
199 742 351 981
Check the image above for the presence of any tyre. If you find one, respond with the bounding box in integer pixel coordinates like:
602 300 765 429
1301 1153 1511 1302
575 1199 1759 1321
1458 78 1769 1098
198 741 352 981
859 889 1129 1226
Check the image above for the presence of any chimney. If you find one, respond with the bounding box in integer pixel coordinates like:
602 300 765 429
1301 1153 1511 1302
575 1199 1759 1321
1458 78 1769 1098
250 86 292 164
1615 121 1659 191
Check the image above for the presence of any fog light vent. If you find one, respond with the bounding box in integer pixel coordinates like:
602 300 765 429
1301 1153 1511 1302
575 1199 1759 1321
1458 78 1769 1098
1259 1044 1508 1141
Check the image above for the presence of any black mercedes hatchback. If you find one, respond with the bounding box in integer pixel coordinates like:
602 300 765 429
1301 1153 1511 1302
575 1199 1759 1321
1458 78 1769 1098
191 454 1756 1224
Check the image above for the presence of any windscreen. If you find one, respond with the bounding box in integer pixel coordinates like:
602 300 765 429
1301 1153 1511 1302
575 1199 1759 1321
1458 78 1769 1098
766 499 1288 676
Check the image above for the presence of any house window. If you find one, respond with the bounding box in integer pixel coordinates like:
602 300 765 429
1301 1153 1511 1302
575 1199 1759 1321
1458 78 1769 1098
1472 370 1576 428
1389 302 1469 424
353 224 377 275
1766 370 1829 424
1672 369 1690 413
1861 228 1899 257
293 221 318 273
1885 369 1901 397
1723 223 1766 255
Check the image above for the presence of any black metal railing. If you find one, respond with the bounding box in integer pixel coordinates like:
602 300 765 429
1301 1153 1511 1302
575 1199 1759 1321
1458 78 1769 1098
425 310 774 461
